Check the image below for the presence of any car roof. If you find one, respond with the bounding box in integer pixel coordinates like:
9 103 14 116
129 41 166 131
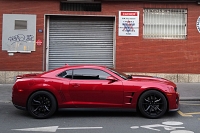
61 64 108 69
40 64 110 77
47 64 109 72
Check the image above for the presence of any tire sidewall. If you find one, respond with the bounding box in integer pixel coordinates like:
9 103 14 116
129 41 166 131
27 91 57 119
138 90 167 119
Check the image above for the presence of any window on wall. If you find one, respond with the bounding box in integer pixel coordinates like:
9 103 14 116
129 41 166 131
143 9 187 39
15 20 27 30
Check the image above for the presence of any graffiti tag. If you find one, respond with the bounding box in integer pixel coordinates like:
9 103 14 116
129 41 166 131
8 34 34 45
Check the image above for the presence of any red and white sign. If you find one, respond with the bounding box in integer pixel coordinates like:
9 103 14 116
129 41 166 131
119 11 139 36
121 12 138 16
36 39 42 46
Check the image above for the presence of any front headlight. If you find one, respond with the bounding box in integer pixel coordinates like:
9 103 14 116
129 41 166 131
167 86 177 93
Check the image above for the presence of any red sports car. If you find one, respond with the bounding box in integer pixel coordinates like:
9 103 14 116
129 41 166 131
12 65 179 119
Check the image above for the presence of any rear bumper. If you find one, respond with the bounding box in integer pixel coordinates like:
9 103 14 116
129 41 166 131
13 103 26 110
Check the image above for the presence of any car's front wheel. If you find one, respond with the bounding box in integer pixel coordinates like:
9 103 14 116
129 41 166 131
27 91 57 119
138 90 167 119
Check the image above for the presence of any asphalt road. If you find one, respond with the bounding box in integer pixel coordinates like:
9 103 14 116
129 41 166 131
0 101 200 133
1 83 200 133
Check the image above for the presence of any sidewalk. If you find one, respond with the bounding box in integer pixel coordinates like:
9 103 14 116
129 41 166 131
0 83 200 103
176 83 200 101
0 84 12 103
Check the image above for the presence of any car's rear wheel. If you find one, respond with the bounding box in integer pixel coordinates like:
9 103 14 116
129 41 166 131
138 90 167 119
27 91 57 119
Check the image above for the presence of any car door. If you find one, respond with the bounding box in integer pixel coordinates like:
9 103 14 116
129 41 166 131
68 68 123 108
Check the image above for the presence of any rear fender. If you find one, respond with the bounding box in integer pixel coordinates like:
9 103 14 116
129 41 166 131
27 83 62 108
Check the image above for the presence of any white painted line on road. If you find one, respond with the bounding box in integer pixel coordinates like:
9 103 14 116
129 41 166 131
140 124 185 131
130 121 195 132
170 130 194 133
130 126 139 129
58 127 103 130
12 126 103 132
12 126 58 132
162 121 183 126
0 100 11 103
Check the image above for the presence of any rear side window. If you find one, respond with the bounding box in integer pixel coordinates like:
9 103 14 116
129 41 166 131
73 68 110 80
58 70 73 79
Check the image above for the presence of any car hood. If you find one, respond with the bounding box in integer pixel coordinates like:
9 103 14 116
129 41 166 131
128 75 176 86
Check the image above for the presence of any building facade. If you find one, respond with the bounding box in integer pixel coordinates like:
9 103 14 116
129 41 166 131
1 0 200 83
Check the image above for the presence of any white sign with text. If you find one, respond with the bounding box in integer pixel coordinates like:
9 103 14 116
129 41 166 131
118 11 139 36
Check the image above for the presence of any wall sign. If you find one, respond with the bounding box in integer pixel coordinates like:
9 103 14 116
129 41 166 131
36 39 42 46
2 14 36 53
118 11 139 36
38 29 43 33
197 16 200 33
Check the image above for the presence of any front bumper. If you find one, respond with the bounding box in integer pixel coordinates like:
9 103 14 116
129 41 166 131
168 92 179 112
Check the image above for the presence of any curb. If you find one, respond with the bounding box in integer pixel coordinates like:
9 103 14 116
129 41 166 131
0 100 11 103
180 97 200 101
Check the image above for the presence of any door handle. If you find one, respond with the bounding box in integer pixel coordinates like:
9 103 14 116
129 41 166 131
71 83 80 88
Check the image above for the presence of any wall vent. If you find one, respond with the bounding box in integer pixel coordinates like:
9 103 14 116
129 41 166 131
60 2 101 12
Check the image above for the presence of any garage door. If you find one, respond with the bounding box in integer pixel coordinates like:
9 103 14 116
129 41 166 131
48 16 114 70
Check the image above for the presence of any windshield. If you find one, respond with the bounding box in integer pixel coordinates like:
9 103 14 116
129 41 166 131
107 67 129 80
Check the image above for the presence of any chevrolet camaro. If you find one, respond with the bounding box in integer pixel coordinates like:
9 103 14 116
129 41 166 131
12 65 179 119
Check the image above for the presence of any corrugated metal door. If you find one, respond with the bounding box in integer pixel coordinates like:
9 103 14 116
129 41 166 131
48 16 114 70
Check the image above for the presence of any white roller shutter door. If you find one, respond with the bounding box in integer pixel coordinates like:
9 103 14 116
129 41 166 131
48 16 114 70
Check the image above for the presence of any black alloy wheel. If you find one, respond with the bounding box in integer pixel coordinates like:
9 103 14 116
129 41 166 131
138 90 167 119
27 91 57 119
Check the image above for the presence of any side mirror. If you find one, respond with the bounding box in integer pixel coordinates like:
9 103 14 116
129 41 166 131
106 76 117 82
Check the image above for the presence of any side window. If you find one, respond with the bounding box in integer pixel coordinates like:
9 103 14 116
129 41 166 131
58 70 73 79
73 69 110 80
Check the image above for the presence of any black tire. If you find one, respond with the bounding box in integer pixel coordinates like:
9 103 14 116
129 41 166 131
27 91 57 119
138 90 167 119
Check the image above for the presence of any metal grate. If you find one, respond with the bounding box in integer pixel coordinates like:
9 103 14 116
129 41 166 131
143 9 187 39
60 2 101 12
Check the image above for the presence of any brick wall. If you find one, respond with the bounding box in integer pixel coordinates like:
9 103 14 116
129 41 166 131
0 0 200 74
